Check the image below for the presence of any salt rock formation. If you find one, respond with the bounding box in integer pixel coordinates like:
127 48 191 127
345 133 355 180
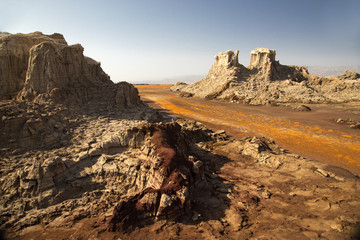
0 32 159 152
0 100 70 150
16 40 143 110
248 48 276 69
215 50 239 67
172 48 360 105
17 42 112 101
249 48 308 82
171 50 247 99
0 32 143 111
0 32 67 100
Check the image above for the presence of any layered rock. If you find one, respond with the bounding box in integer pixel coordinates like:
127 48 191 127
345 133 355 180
173 48 360 105
0 32 67 100
249 48 276 69
108 123 194 230
0 32 144 112
2 116 360 239
17 40 143 111
0 32 159 153
0 120 214 233
171 50 247 99
0 100 70 150
17 42 112 101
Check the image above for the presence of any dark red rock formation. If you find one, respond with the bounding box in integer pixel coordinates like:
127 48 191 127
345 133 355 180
108 123 197 231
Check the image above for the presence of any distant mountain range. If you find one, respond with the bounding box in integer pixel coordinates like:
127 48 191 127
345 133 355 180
307 65 360 77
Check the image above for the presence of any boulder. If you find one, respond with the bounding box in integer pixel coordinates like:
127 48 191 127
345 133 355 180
294 105 312 112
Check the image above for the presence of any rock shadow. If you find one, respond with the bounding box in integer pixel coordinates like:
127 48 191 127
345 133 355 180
186 143 234 224
141 99 177 123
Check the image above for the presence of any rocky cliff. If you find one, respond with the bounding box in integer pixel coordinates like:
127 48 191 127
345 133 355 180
0 32 67 100
0 32 144 112
171 50 247 99
249 48 276 69
0 32 158 151
17 42 112 101
172 48 360 105
0 32 167 236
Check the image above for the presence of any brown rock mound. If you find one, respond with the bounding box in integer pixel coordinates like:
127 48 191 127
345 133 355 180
108 123 193 231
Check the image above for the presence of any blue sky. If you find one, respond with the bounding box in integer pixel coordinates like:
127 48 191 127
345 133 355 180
1 0 360 83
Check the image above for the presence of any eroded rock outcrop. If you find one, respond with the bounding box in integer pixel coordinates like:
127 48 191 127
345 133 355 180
0 32 67 100
17 42 112 101
0 120 216 233
0 32 159 152
0 32 144 112
108 123 194 230
249 48 276 69
2 117 359 239
171 50 247 99
173 48 360 105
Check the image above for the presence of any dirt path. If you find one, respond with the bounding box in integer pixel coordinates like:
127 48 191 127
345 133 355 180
136 85 360 174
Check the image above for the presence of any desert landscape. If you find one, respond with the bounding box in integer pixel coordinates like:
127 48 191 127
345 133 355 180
0 30 359 240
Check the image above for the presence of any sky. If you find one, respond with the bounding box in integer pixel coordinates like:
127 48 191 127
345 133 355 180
1 0 360 83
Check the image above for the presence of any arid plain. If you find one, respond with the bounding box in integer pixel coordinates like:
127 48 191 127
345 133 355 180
137 85 360 175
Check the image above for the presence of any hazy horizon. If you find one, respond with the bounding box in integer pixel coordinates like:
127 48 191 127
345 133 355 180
2 0 360 83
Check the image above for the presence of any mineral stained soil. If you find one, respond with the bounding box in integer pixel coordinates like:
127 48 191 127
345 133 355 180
136 85 360 175
11 85 360 240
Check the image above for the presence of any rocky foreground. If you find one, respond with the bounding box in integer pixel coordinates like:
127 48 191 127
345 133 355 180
2 115 360 239
0 32 360 239
171 48 360 105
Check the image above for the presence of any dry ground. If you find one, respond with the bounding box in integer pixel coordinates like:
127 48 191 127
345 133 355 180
4 85 360 239
136 85 360 175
